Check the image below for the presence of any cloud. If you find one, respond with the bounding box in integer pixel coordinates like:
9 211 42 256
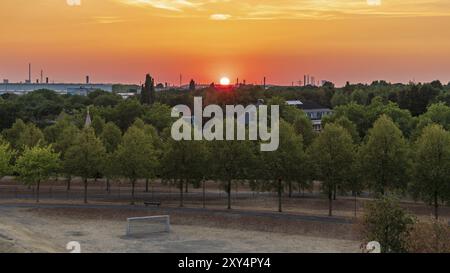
94 16 125 24
122 0 203 12
66 0 81 6
367 0 381 6
117 0 450 20
210 13 231 20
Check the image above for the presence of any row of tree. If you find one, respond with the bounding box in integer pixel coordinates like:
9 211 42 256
1 108 450 218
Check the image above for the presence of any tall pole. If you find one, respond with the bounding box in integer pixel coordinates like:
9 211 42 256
28 63 31 83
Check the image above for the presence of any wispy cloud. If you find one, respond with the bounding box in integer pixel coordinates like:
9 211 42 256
210 13 231 20
66 0 82 6
116 0 450 20
121 0 203 12
93 16 125 24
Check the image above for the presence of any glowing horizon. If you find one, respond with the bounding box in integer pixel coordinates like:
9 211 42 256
2 0 450 86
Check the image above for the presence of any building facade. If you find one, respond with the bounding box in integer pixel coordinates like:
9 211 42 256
286 100 333 131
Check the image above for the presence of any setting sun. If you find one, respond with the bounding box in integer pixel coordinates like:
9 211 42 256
220 77 231 86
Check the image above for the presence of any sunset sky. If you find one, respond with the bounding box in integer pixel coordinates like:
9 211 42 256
1 0 450 86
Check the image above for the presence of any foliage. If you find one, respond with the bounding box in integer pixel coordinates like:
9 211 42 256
100 122 122 153
160 134 210 207
410 124 450 219
308 123 355 216
15 145 60 186
63 128 106 203
210 133 255 210
140 74 156 105
359 197 415 253
359 115 410 195
115 125 158 202
0 141 14 178
406 219 450 253
142 103 174 132
15 145 60 202
260 121 307 211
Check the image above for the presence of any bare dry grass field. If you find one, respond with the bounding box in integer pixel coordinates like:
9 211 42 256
0 206 360 253
1 178 448 253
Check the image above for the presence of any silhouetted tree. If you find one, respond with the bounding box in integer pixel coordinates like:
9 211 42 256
189 79 196 91
140 74 155 105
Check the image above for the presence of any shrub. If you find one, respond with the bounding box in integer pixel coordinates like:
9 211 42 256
358 197 415 253
406 219 450 253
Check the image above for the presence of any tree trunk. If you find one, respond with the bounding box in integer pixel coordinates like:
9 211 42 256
67 176 71 191
84 178 88 204
145 179 149 193
328 189 333 217
354 191 357 218
288 181 292 198
185 181 189 193
202 180 206 209
131 179 136 205
333 185 337 200
227 180 231 210
36 180 40 203
278 179 282 213
179 179 184 207
434 191 439 220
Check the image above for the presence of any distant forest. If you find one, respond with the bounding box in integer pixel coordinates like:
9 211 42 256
1 80 449 133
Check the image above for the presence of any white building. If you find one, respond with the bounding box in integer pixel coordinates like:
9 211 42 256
286 100 333 131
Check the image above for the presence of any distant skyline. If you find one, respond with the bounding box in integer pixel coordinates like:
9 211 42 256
2 0 450 86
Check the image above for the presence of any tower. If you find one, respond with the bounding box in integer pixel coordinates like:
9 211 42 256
28 63 31 84
85 107 92 128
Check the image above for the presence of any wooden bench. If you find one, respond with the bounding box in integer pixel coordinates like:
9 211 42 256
144 201 161 207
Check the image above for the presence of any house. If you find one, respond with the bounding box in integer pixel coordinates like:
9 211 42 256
286 100 333 131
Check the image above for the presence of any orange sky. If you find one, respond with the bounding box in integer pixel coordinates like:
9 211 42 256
2 0 450 86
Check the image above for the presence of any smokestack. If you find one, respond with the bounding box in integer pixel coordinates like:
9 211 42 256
263 77 266 89
86 76 90 84
304 75 307 86
40 70 43 84
46 77 49 84
28 63 31 84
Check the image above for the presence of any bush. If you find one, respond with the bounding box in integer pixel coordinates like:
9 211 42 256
406 219 450 253
358 197 415 253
